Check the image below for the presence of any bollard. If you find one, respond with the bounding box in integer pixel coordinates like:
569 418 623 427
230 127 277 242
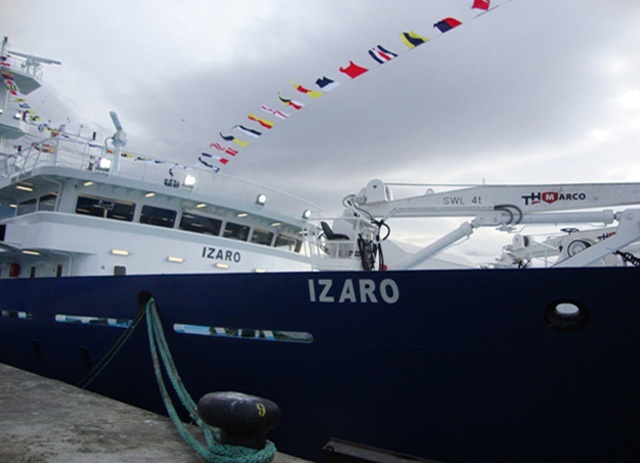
197 391 281 450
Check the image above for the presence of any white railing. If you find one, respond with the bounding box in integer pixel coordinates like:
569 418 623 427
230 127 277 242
2 54 44 85
303 217 365 267
1 131 321 220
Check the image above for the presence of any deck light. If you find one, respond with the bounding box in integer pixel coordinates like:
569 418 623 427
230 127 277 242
16 185 33 192
167 256 184 263
215 263 229 269
83 181 94 187
144 192 155 198
195 203 207 208
184 175 196 187
255 193 267 206
110 249 130 256
302 209 311 219
21 250 41 256
98 157 112 170
237 212 248 218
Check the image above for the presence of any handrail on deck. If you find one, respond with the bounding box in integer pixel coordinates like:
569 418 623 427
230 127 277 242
1 132 321 221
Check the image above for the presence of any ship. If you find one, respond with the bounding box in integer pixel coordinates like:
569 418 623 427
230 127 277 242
1 36 639 463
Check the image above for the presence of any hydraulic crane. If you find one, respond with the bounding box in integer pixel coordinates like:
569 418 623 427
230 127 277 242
328 179 640 270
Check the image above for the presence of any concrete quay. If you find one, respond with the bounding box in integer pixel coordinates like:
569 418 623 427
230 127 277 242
0 363 309 463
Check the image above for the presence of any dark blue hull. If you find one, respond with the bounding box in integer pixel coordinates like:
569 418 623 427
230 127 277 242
1 268 639 462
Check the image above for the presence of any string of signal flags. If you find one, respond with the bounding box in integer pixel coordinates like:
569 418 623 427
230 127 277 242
1 1 508 176
197 0 506 173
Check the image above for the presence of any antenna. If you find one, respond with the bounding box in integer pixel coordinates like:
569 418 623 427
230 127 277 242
109 111 123 131
108 112 127 174
8 50 61 66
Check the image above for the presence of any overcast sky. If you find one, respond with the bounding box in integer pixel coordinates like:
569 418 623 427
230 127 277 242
3 0 640 258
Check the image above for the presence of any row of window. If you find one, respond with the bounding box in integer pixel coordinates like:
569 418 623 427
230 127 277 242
16 193 57 215
14 192 302 252
74 194 302 251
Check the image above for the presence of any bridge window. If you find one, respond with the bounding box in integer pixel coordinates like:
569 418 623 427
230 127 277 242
251 228 274 246
140 205 176 228
179 212 222 235
76 195 135 221
275 235 302 253
38 192 58 211
223 221 250 241
17 198 37 216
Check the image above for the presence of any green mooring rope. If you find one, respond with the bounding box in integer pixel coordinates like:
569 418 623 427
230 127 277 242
145 298 277 463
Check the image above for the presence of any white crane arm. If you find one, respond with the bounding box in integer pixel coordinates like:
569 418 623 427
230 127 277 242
351 179 640 222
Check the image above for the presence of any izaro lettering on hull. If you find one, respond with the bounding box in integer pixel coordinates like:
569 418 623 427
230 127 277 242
308 278 399 304
201 246 242 262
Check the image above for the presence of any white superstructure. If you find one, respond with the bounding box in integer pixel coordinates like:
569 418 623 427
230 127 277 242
3 36 640 279
0 38 321 278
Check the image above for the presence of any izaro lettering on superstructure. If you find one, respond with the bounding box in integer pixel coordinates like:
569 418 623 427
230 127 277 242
308 278 399 304
521 190 587 206
201 246 242 262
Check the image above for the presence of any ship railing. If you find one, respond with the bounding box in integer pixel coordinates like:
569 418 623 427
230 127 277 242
0 153 18 177
2 132 321 220
0 94 31 140
303 217 366 267
1 94 29 116
1 54 44 84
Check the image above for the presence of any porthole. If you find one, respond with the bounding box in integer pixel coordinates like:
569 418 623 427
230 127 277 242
544 300 590 332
